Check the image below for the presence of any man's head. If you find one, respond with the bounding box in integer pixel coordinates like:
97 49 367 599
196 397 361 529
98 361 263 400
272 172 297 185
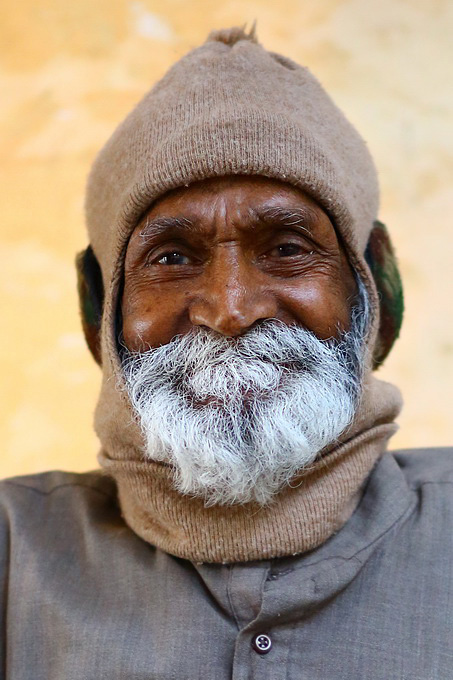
118 175 368 505
78 26 403 508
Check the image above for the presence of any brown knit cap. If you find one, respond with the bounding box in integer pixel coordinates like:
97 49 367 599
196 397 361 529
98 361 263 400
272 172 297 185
85 25 381 362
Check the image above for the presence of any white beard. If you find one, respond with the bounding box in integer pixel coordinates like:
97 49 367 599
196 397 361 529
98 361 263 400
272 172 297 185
121 297 368 507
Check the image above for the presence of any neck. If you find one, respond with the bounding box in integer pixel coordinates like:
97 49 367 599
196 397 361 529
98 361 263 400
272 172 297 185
96 371 402 563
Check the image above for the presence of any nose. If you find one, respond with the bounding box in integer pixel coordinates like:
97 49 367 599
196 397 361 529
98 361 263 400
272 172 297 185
188 251 277 337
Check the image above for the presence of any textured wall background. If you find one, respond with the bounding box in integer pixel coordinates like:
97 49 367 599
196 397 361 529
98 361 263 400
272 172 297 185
1 0 452 478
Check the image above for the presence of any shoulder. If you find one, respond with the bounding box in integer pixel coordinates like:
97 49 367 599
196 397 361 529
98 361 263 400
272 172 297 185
0 468 116 497
390 447 453 488
389 447 453 533
0 470 119 529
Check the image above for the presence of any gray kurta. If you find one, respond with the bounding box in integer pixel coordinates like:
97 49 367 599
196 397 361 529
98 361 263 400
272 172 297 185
0 447 452 679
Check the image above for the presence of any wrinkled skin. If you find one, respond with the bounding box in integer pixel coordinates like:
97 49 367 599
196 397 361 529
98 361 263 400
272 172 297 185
121 176 357 351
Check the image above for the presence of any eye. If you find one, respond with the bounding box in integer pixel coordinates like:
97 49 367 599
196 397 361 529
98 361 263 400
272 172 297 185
156 251 191 265
271 243 313 258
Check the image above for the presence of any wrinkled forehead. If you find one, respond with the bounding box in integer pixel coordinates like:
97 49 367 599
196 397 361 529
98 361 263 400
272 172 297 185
126 175 350 262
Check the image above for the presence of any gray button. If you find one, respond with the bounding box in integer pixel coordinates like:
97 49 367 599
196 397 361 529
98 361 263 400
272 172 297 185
252 633 272 654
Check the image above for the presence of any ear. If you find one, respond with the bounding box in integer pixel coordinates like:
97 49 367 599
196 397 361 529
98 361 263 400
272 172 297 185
365 220 404 369
75 245 104 366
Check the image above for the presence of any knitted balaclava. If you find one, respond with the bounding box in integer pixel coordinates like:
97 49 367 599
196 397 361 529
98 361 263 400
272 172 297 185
80 26 403 563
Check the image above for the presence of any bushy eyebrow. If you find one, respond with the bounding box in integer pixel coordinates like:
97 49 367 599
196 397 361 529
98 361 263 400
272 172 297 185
249 205 319 235
138 216 195 241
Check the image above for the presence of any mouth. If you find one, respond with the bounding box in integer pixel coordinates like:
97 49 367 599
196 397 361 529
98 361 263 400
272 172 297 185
187 391 252 410
185 383 281 411
179 360 306 410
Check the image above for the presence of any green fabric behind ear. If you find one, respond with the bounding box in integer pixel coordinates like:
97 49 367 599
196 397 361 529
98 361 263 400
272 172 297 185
365 220 404 369
75 246 104 365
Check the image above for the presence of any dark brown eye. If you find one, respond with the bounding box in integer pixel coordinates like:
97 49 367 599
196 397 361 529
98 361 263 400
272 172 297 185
156 252 190 265
274 243 303 257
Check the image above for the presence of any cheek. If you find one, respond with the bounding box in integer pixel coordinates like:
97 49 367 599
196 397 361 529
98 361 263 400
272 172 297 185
280 276 353 339
121 283 189 351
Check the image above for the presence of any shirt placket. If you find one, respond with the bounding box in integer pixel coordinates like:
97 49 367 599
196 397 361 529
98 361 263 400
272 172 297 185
228 561 297 680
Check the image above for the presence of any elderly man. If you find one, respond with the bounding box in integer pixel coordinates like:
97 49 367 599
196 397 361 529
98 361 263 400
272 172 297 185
1 26 451 679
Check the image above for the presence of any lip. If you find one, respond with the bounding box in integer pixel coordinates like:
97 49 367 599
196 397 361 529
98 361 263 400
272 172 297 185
190 395 225 409
187 383 279 410
182 362 301 409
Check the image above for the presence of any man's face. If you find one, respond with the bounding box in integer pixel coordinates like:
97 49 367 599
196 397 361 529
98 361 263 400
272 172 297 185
120 176 366 506
122 176 357 350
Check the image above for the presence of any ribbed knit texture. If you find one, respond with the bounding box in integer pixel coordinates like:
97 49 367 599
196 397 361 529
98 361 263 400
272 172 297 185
85 26 402 563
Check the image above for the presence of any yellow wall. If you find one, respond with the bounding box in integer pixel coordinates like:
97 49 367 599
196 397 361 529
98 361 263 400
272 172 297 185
1 0 452 478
